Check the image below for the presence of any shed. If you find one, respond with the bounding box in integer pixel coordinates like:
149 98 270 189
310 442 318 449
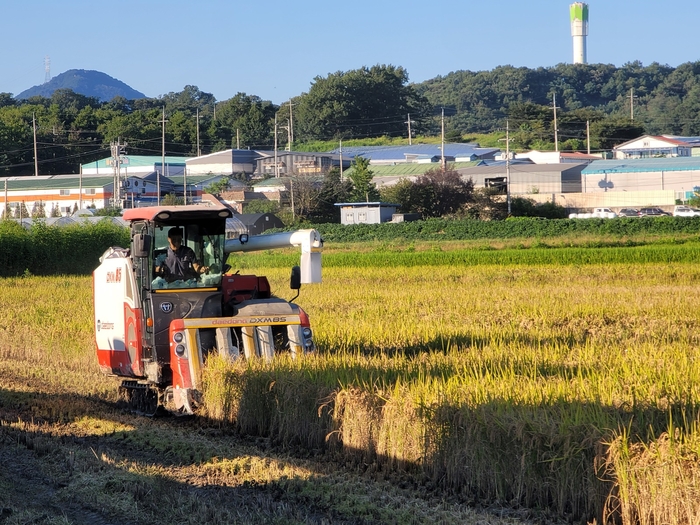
335 202 399 225
226 213 284 237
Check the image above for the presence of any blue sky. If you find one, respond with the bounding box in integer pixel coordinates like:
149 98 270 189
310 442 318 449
2 0 697 105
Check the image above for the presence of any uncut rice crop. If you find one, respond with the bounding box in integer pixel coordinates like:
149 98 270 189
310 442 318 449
208 254 700 523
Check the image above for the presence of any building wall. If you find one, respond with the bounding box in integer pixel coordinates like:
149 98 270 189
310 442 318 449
339 205 397 225
581 169 700 193
520 190 676 210
0 188 110 216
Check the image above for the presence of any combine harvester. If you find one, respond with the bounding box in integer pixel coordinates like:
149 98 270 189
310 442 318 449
93 204 322 415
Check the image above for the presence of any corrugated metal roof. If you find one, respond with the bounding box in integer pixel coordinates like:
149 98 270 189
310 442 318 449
0 175 113 190
582 157 700 175
81 155 190 170
342 161 481 177
329 144 499 160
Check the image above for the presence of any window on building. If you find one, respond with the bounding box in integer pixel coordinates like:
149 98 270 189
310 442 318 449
84 188 96 195
59 189 70 196
358 212 367 222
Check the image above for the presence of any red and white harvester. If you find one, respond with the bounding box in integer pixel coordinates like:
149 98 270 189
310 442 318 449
93 204 322 415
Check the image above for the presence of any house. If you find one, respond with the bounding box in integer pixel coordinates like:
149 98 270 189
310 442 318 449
612 135 699 159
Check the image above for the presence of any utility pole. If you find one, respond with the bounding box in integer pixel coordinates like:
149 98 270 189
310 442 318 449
506 120 511 215
32 113 39 177
111 140 118 208
441 108 445 171
159 107 168 205
405 113 415 145
110 138 127 208
629 88 638 120
586 120 591 155
183 166 187 205
499 121 513 216
236 129 240 150
195 108 201 156
274 113 279 178
288 100 294 149
339 139 343 180
553 93 559 152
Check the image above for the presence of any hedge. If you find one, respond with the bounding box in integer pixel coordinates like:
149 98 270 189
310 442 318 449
0 219 130 277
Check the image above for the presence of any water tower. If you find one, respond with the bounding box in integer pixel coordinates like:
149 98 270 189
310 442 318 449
570 2 589 64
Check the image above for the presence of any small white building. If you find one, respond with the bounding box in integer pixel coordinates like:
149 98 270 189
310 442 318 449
613 135 695 159
335 202 399 225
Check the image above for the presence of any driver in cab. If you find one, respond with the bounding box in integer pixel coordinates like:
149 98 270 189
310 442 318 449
156 227 209 281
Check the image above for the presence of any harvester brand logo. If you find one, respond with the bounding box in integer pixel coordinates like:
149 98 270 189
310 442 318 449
249 317 287 324
209 316 288 325
106 267 122 283
96 320 114 331
160 302 174 313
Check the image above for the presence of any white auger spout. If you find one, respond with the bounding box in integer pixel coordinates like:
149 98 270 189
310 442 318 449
224 229 323 284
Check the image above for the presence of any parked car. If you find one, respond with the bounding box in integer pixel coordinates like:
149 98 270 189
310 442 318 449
672 205 700 217
617 208 639 217
638 207 671 217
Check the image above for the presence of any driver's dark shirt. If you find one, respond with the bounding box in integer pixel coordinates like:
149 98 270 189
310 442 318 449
165 245 197 280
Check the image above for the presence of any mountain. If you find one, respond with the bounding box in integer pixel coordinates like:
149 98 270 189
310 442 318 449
15 69 146 102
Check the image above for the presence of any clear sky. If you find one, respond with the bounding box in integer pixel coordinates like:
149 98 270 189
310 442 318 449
1 0 696 106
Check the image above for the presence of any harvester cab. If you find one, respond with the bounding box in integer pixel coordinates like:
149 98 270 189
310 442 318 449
93 204 322 415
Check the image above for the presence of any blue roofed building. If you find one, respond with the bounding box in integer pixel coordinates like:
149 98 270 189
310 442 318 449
330 143 499 166
580 157 700 206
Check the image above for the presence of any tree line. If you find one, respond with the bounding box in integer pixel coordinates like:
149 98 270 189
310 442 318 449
4 61 700 178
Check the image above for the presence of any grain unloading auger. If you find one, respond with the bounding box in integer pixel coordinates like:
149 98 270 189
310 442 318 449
93 204 322 415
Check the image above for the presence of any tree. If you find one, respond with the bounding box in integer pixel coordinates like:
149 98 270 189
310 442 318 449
308 167 353 223
410 167 474 217
590 118 645 150
288 173 321 221
162 193 184 206
49 203 61 217
347 156 379 202
294 65 430 141
204 176 233 195
244 200 280 214
31 200 46 218
380 167 474 218
13 202 28 219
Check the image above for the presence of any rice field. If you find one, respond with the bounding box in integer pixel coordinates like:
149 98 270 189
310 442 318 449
1 239 700 523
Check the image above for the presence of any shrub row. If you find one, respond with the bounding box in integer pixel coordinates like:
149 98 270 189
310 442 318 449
312 216 700 242
0 220 130 277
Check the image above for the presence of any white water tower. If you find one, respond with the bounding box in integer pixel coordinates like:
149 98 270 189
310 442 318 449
570 2 589 64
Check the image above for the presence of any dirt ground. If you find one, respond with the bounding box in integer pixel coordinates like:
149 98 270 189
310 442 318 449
0 372 561 525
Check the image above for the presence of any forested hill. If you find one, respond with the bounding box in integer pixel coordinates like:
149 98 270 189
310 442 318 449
16 69 146 102
414 61 700 136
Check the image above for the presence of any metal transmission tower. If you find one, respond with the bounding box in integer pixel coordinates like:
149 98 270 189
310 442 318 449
44 56 51 83
570 3 589 64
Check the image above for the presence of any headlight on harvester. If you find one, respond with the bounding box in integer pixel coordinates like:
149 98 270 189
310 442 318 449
173 332 184 343
175 344 186 357
302 327 312 339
